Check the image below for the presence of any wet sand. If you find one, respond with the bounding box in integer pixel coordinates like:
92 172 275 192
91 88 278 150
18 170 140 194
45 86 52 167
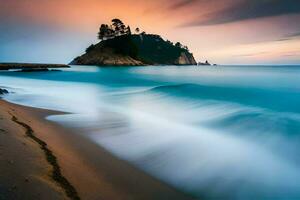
0 99 193 200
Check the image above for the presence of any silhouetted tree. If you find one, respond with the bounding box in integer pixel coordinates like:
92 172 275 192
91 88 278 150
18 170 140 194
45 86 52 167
120 24 126 35
98 24 107 40
175 42 182 48
112 18 126 36
126 26 132 35
166 40 173 45
135 28 140 34
98 24 114 40
98 19 133 40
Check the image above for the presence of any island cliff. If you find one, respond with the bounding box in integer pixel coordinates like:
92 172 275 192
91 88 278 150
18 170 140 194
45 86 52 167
70 19 196 66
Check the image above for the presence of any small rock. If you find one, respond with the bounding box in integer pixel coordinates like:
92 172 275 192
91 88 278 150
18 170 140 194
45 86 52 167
0 88 8 95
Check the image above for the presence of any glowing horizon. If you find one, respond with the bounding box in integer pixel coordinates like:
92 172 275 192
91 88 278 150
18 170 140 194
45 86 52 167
1 0 300 65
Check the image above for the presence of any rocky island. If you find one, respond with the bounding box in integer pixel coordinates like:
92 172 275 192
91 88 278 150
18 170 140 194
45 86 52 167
0 63 70 71
71 19 197 66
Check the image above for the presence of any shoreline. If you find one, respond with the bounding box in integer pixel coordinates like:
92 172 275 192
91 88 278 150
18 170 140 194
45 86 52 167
11 114 80 200
0 99 193 200
0 63 70 71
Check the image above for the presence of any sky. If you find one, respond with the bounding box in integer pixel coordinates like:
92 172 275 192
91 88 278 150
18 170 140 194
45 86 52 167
0 0 300 65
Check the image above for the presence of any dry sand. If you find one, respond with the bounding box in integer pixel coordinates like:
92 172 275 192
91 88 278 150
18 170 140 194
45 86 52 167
0 99 193 200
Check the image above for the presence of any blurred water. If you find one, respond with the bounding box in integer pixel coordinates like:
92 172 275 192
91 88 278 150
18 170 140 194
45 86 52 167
1 65 300 199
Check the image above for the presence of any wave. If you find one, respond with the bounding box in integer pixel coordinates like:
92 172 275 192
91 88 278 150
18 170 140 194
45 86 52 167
146 83 300 113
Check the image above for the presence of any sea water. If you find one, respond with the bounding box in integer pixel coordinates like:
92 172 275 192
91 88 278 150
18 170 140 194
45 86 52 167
1 65 300 199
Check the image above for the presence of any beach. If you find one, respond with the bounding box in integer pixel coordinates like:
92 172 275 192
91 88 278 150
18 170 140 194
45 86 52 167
0 99 192 200
0 101 68 199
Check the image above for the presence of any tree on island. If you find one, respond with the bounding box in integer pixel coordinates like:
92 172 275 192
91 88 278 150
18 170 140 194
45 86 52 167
166 40 173 45
98 19 134 41
126 26 131 35
135 27 140 34
112 18 125 36
175 42 182 48
96 18 190 54
98 24 115 40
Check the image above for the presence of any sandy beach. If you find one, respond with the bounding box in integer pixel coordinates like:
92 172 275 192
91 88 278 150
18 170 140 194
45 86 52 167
0 99 193 200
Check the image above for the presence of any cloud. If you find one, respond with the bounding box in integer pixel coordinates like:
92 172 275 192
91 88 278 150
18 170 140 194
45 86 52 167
233 51 268 57
180 0 300 26
169 0 198 9
287 31 300 38
274 31 300 42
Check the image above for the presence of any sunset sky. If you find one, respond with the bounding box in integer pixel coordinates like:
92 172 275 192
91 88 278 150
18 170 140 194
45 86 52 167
1 0 300 64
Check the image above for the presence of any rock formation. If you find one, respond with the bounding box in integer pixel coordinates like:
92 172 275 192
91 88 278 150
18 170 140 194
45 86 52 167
71 34 197 66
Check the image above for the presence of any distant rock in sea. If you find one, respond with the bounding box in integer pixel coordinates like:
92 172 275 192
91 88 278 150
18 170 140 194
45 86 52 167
70 19 197 66
0 88 8 95
198 60 211 66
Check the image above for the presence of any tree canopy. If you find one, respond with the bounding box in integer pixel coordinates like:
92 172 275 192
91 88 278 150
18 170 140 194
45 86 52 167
97 19 190 54
135 28 140 34
98 19 134 40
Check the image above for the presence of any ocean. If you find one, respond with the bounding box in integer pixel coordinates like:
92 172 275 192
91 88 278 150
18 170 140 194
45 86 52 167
1 65 300 199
